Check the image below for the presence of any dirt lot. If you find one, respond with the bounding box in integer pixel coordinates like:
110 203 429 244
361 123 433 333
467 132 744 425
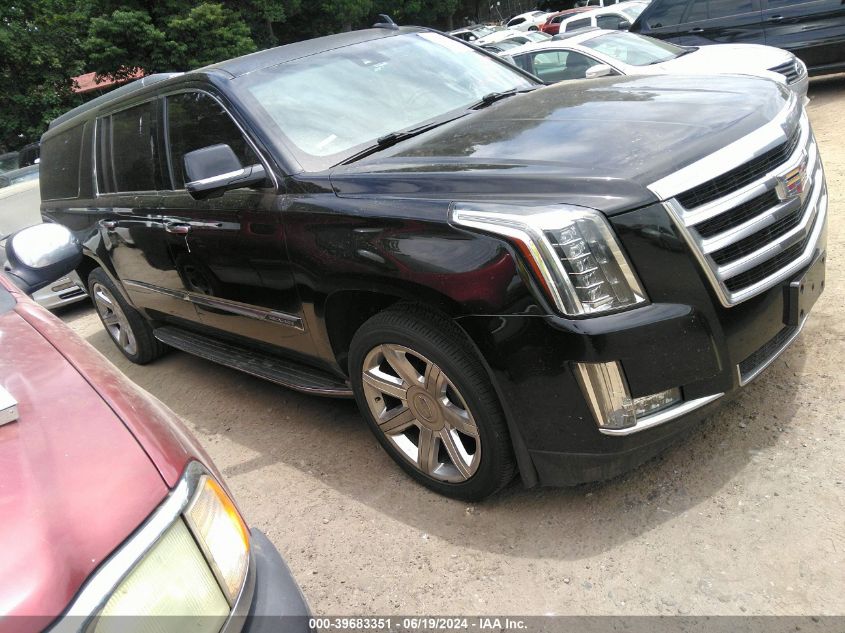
61 75 845 616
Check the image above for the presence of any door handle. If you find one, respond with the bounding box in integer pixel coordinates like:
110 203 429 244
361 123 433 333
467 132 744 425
100 220 117 230
768 14 784 22
164 221 191 235
689 27 704 33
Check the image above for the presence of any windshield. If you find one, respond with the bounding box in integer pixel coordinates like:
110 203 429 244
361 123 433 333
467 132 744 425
620 4 646 20
581 31 686 66
237 32 534 169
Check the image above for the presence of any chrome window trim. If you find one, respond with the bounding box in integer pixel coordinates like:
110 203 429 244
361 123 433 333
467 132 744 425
48 462 255 633
648 94 800 202
599 393 724 436
123 279 305 330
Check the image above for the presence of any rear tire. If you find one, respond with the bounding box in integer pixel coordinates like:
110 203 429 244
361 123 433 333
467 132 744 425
349 306 515 500
88 268 166 365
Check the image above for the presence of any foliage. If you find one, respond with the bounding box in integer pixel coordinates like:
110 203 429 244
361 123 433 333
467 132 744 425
0 1 87 151
1 0 483 151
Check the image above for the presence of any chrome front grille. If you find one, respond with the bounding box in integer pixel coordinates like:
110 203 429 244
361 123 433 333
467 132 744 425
653 104 828 307
769 59 806 84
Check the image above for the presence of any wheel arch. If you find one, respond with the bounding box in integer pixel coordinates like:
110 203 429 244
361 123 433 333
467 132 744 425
327 294 539 489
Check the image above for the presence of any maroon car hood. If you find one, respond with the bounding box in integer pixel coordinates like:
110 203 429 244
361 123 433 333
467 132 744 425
0 287 168 628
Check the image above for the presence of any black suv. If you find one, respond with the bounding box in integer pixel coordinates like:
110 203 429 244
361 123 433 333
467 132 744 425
631 0 845 76
41 27 828 499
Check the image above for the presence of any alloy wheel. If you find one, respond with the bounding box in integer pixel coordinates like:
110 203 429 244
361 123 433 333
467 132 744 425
91 282 138 356
361 344 481 482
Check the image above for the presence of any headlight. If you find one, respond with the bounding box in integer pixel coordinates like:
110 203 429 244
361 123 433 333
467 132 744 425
185 475 250 604
451 202 647 316
94 520 230 633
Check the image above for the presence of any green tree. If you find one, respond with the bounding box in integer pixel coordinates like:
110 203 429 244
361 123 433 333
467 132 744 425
82 2 259 77
166 3 257 69
83 9 168 80
0 1 88 150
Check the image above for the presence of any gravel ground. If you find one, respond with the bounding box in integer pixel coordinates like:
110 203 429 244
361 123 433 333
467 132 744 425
61 75 845 616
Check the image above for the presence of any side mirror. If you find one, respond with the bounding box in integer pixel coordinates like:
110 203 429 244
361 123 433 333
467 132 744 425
618 19 632 30
4 224 82 295
184 144 268 201
586 64 614 79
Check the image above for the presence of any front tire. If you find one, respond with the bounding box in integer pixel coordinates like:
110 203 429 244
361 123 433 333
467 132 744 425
88 268 166 364
349 306 515 500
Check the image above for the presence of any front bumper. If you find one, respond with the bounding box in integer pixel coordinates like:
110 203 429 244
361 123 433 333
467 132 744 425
457 207 827 487
237 529 311 633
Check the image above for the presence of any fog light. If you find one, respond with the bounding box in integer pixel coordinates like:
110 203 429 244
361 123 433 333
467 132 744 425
633 388 681 418
575 361 681 430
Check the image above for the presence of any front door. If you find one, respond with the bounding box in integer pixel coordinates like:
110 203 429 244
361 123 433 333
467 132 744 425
158 90 306 350
762 0 845 70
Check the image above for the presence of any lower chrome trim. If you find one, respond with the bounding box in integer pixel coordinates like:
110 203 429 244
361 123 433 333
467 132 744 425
599 393 724 437
124 279 305 330
737 315 809 387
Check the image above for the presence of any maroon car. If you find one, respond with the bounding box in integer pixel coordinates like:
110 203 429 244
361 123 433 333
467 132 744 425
0 224 309 632
539 7 591 34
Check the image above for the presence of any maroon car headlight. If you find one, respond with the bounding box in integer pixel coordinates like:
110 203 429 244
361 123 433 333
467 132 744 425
451 202 647 316
62 463 252 633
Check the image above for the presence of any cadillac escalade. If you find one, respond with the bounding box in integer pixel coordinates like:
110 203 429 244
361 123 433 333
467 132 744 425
40 27 827 500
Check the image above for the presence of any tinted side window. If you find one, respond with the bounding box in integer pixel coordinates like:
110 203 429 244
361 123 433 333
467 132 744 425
96 102 160 194
597 14 624 28
646 0 691 27
566 17 592 31
166 92 258 189
40 125 83 200
709 0 754 18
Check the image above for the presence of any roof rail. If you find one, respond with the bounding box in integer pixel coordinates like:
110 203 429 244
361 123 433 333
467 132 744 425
48 73 183 130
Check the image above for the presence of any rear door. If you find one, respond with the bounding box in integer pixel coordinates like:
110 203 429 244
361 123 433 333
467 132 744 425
677 0 764 45
94 100 200 322
762 0 845 72
631 0 692 41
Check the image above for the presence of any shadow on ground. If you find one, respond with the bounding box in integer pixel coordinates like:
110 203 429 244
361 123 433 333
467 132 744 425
63 300 808 562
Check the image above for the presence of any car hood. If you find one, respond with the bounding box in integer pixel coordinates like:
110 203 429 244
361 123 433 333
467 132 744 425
0 287 168 628
329 74 792 214
653 43 792 78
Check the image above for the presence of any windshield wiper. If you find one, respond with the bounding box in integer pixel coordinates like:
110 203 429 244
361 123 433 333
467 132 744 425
340 117 466 165
471 87 536 110
674 47 698 59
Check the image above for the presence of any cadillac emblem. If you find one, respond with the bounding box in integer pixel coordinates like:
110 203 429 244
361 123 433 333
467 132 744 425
776 156 810 202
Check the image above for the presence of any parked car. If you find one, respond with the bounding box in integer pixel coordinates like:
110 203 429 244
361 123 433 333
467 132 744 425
576 0 624 6
630 0 845 76
540 8 592 35
476 27 550 47
44 27 826 500
1 223 311 632
504 28 809 102
557 2 648 33
0 152 18 173
0 165 87 310
504 10 552 31
448 25 501 42
0 164 39 189
17 141 40 167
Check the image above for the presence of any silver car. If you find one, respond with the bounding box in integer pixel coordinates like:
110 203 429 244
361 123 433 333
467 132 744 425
0 167 87 309
503 28 809 103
